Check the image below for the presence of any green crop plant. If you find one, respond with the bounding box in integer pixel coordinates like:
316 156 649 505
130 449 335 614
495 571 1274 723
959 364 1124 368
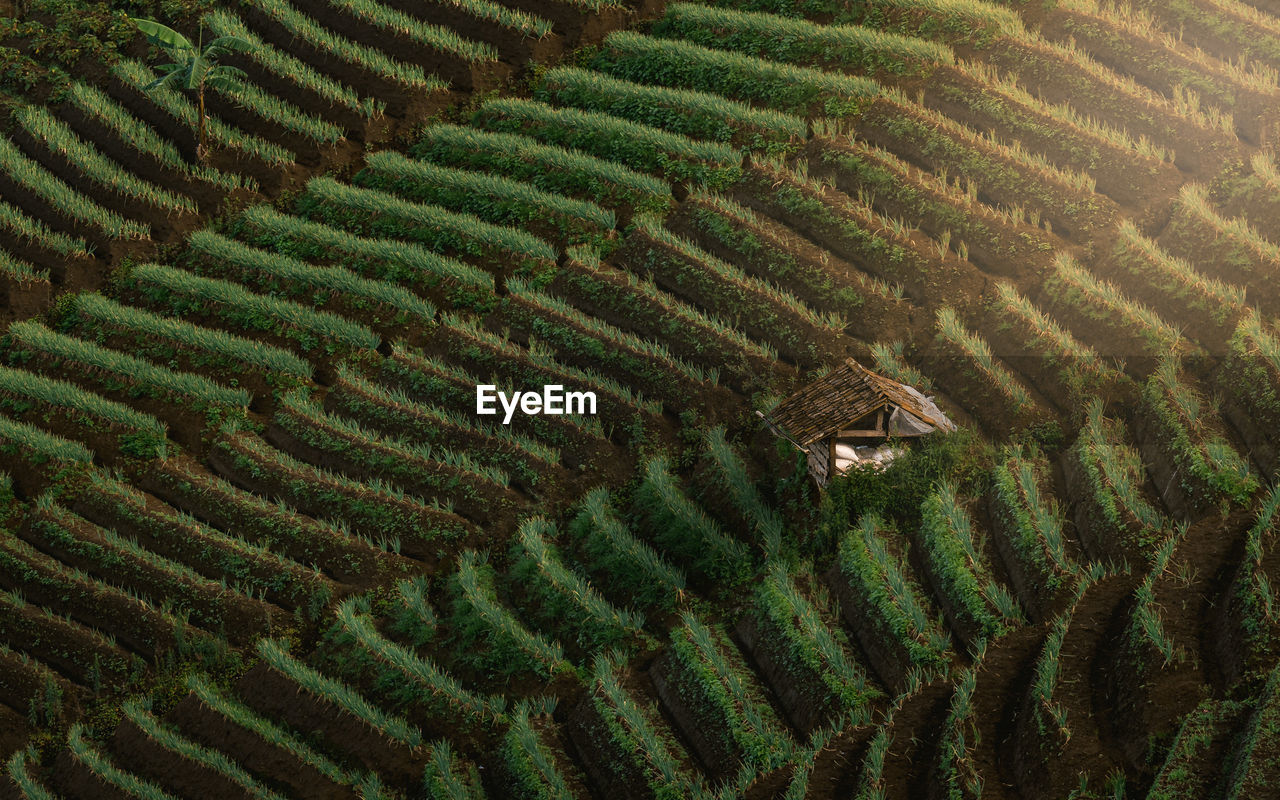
301 175 557 268
1233 485 1280 660
500 702 575 800
964 60 1177 163
66 80 250 190
870 341 933 392
450 550 568 679
123 699 287 800
430 0 551 37
593 31 878 118
919 484 1021 645
683 190 874 316
113 60 294 167
1048 253 1187 355
257 638 423 747
0 199 91 258
631 215 838 350
0 251 48 285
421 740 487 800
215 76 345 143
935 667 983 799
327 0 496 62
512 517 646 652
7 320 250 409
333 597 505 728
936 306 1034 414
1073 399 1167 553
68 724 179 800
126 262 381 352
1030 602 1074 740
186 230 437 323
1223 648 1280 796
275 390 510 491
704 426 787 557
1125 533 1183 668
0 135 148 240
187 674 358 786
413 122 673 215
839 0 1023 46
78 471 331 614
25 498 240 636
668 613 794 772
0 411 93 463
587 651 705 799
475 97 743 188
1143 359 1258 506
389 575 436 648
1113 220 1245 325
213 426 472 551
653 3 953 76
15 104 197 214
203 9 380 117
6 748 56 800
1170 183 1280 277
132 17 254 163
332 364 559 481
65 292 313 383
535 66 806 156
569 488 687 611
990 446 1076 593
237 205 492 292
754 563 882 720
0 362 167 444
635 455 752 581
359 151 617 249
246 0 439 88
558 245 777 371
990 282 1115 389
505 277 719 386
426 314 660 415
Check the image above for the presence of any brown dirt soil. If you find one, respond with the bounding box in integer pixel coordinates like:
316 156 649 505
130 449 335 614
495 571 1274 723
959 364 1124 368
918 67 1183 228
106 715 248 799
824 562 920 696
665 195 918 346
167 691 359 800
235 662 427 785
0 590 137 690
135 454 402 587
424 325 671 457
808 135 1054 282
379 0 565 65
548 254 792 394
50 747 133 800
734 613 837 735
648 648 740 784
1012 574 1135 797
207 431 476 565
263 412 523 527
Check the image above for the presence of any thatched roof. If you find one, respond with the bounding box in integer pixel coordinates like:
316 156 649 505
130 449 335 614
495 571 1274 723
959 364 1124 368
766 359 943 446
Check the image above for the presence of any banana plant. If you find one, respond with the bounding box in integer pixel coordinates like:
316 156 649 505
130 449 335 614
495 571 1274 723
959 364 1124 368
131 18 251 163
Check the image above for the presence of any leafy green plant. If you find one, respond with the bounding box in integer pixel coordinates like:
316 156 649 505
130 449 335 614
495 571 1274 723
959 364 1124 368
132 18 252 162
257 638 423 747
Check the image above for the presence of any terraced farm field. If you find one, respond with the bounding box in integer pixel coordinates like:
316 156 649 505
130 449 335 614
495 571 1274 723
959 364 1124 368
1 0 1280 796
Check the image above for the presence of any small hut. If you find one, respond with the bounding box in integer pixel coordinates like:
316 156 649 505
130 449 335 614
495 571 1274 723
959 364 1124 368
761 359 955 486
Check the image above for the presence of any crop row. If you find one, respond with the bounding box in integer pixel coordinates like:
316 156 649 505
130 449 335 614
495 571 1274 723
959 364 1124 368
534 65 806 157
0 134 148 240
